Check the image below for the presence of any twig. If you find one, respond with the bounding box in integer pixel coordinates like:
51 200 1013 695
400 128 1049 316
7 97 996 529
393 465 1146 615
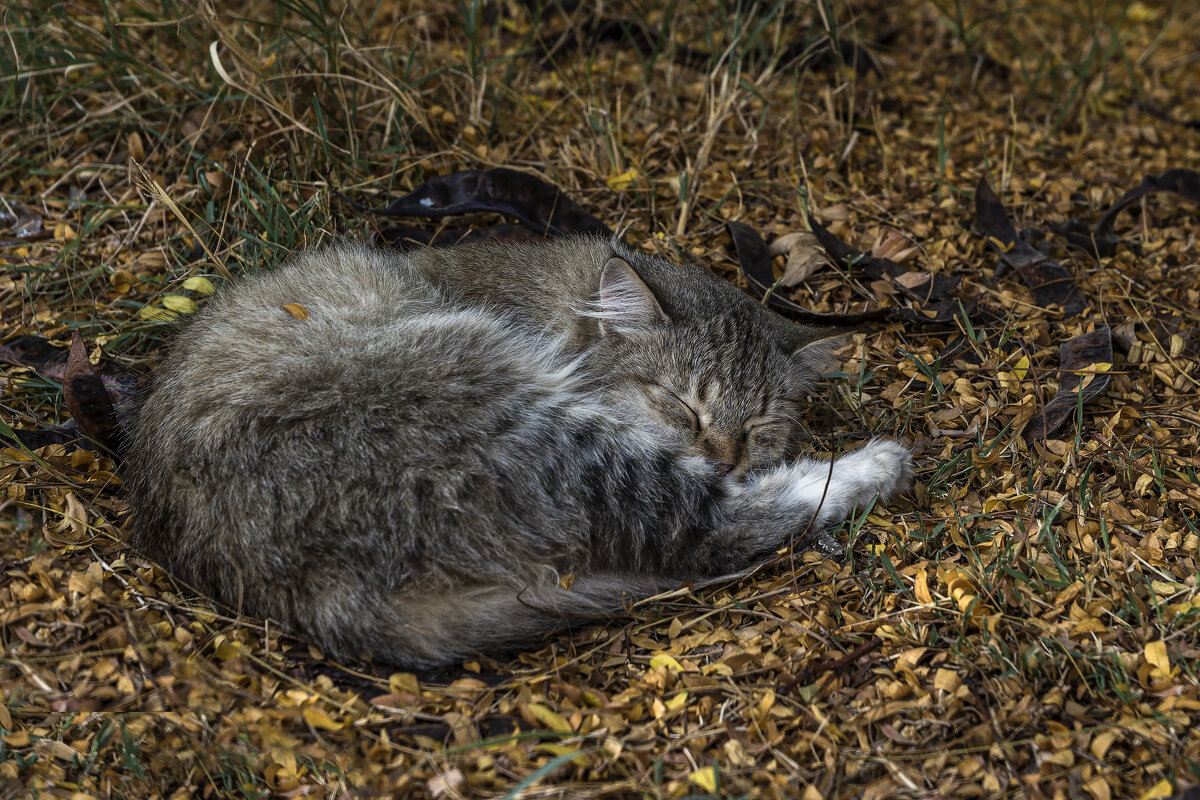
778 635 883 695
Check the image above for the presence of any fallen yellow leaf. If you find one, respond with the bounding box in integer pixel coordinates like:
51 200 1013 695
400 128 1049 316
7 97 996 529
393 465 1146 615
2 730 30 747
1144 640 1170 673
389 672 420 694
650 653 683 673
933 669 962 693
535 744 590 765
1090 730 1117 760
606 167 639 190
183 276 216 295
664 691 688 712
1127 1 1159 22
1083 775 1111 800
527 703 573 733
688 766 718 794
161 294 197 314
914 569 933 604
302 706 345 731
282 302 310 321
137 305 179 321
1139 779 1174 800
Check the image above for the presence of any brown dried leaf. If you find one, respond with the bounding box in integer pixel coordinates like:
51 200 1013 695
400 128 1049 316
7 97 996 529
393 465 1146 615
769 231 827 287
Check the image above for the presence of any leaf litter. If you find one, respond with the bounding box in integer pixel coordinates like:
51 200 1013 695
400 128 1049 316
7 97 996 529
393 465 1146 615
1 1 1200 798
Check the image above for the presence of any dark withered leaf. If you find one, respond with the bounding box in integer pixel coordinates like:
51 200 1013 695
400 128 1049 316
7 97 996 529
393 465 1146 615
973 178 1020 246
0 334 67 368
377 224 548 252
62 332 122 455
365 168 611 238
974 177 1087 316
7 420 86 452
1024 327 1113 443
805 214 959 304
800 216 961 325
0 334 136 407
804 216 860 261
1058 167 1200 258
726 221 892 326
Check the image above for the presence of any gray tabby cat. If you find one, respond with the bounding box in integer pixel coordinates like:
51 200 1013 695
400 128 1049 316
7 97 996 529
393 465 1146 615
124 236 914 667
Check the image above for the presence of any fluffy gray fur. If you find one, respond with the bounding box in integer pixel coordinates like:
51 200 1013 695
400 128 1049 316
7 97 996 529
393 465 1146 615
124 237 914 667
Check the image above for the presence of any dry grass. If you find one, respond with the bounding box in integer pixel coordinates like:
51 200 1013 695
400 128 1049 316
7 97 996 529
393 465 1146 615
2 0 1199 797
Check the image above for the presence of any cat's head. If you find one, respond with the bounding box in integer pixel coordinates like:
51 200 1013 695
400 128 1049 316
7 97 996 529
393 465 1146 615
587 249 839 480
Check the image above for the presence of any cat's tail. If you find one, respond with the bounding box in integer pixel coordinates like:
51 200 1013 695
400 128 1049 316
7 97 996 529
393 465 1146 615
366 570 679 668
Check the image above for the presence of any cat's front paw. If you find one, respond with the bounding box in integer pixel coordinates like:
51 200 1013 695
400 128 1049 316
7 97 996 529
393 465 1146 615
840 438 915 506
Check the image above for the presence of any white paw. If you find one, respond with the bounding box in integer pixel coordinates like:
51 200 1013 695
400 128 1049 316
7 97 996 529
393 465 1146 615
837 439 915 506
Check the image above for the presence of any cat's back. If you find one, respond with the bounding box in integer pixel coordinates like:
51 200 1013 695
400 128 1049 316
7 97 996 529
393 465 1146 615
125 241 609 574
186 242 435 351
133 242 591 456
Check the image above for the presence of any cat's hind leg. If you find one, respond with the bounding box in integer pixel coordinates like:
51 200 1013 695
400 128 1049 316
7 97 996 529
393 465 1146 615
381 571 678 667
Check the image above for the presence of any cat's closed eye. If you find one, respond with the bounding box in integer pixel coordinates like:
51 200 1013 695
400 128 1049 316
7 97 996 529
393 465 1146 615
667 390 701 433
743 418 782 437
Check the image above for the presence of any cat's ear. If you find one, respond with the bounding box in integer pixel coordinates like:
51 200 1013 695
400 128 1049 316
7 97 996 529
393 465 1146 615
597 257 667 336
786 325 846 384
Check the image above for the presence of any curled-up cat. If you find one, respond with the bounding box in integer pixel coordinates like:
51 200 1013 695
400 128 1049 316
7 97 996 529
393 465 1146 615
124 237 914 667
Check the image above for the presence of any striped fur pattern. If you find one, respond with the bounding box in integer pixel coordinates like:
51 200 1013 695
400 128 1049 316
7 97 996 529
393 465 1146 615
124 238 913 667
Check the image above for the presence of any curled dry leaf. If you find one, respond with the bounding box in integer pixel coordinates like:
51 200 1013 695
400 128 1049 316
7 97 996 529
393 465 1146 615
871 230 920 263
0 334 67 369
62 332 122 455
0 334 135 452
4 419 85 451
1056 167 1200 258
360 168 612 239
725 221 892 326
804 215 960 323
806 214 959 306
768 231 826 287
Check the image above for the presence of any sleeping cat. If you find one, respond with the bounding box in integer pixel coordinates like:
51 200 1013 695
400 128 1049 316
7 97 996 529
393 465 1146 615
124 236 914 667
